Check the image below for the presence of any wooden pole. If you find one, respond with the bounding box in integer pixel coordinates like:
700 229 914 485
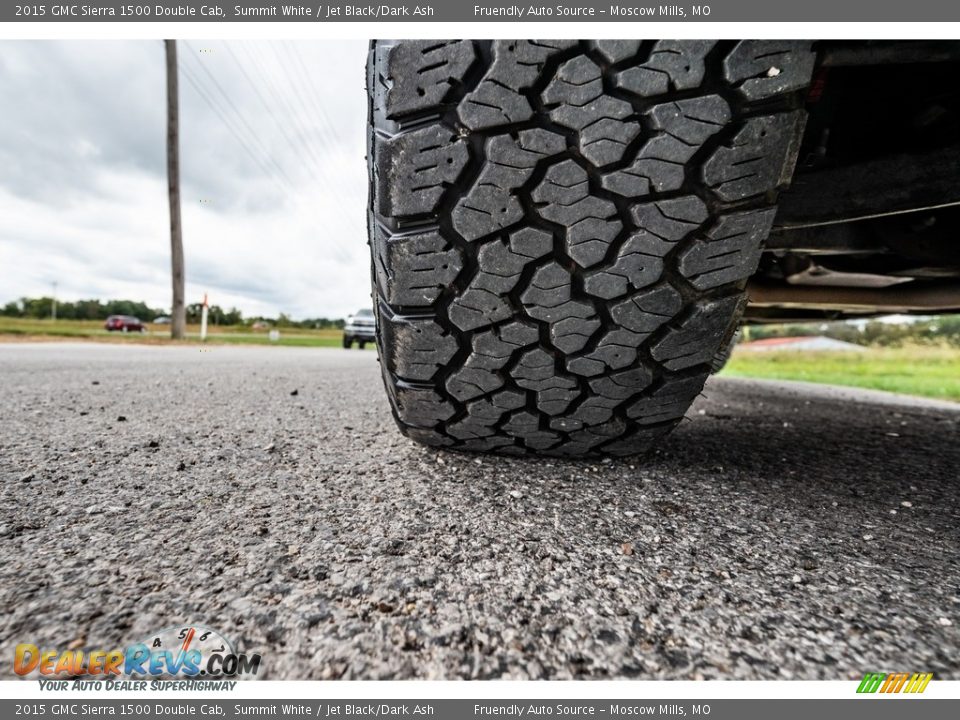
165 39 186 340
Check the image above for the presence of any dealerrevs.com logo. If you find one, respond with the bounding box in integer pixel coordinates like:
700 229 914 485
857 672 933 694
14 625 261 678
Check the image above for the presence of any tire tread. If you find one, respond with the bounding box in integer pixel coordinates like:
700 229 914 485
368 39 814 456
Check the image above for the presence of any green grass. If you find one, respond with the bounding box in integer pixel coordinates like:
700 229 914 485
0 317 364 349
722 345 960 402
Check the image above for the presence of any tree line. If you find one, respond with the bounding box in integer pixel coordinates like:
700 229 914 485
1 297 345 329
745 315 960 347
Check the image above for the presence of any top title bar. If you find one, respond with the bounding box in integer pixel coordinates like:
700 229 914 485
4 0 960 22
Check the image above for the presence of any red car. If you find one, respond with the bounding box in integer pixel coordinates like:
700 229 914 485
104 315 146 333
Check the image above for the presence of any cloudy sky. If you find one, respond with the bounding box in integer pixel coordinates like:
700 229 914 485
0 40 371 319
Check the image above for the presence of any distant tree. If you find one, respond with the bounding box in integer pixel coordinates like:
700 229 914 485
932 315 960 343
185 303 204 323
2 296 351 332
222 307 243 325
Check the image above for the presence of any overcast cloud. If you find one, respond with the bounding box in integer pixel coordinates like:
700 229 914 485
0 40 370 319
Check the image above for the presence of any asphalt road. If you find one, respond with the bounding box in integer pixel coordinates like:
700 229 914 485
1 342 958 680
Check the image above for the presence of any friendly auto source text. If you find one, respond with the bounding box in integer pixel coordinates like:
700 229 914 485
475 706 698 716
474 5 710 17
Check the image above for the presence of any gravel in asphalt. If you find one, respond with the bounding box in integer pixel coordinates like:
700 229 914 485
1 342 958 679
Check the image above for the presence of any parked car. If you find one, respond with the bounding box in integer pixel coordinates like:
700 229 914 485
104 315 146 333
343 309 375 349
366 39 960 456
153 316 171 325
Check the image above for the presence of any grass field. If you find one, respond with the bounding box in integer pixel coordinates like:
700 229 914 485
722 345 960 402
0 317 360 348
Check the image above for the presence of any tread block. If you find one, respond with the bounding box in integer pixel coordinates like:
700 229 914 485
723 41 816 101
584 195 708 300
532 161 621 267
460 436 516 452
503 411 561 450
565 327 645 376
543 56 639 165
374 225 463 307
701 111 806 202
551 315 602 353
543 55 603 106
520 262 596 323
553 366 655 424
378 40 477 118
630 196 709 242
511 348 578 395
403 426 455 447
583 232 671 300
601 95 731 196
610 285 684 335
392 385 455 428
444 366 503 402
651 295 742 370
615 40 716 97
536 385 577 415
459 40 576 130
678 209 776 290
556 418 629 455
591 40 642 64
469 321 539 369
449 391 528 441
453 129 565 242
380 313 458 382
627 375 707 424
549 399 612 431
445 321 537 401
377 124 469 217
446 415 497 440
448 229 554 331
446 286 512 332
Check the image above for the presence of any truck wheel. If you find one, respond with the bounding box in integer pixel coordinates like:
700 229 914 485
359 341 367 350
367 40 814 456
343 336 352 349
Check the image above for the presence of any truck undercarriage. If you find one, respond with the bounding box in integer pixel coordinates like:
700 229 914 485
754 40 960 322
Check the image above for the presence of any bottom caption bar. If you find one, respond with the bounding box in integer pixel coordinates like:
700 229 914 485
4 700 957 720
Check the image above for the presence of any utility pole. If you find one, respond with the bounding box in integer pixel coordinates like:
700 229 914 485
165 39 186 340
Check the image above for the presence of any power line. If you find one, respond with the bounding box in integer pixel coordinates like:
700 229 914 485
178 60 285 191
173 41 360 262
265 42 365 226
285 41 348 148
182 42 295 188
223 42 319 186
243 42 330 179
236 41 365 236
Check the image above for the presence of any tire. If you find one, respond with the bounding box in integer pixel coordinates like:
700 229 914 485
343 336 352 349
711 328 742 374
367 40 814 456
359 341 367 350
